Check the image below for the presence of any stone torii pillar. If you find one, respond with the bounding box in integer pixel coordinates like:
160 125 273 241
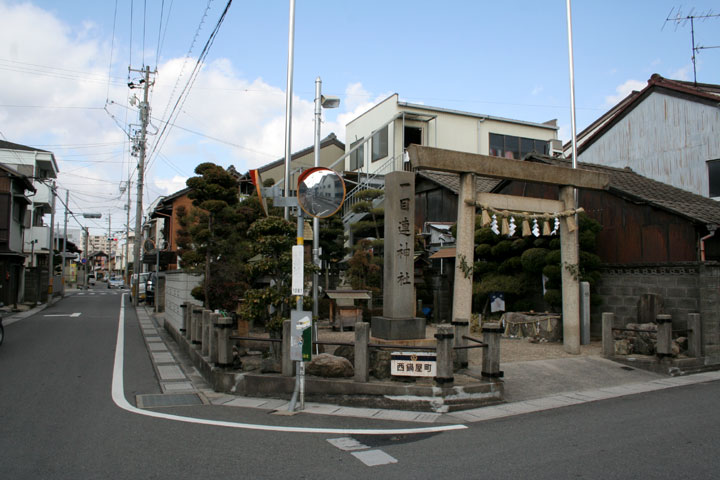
409 145 609 354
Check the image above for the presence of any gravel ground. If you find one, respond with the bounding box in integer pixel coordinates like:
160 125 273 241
316 323 602 365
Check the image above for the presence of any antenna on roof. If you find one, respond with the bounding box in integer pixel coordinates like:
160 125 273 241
663 6 720 85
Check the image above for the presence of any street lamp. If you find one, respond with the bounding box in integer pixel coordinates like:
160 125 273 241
312 77 340 335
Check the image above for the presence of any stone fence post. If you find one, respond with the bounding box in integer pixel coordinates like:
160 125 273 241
453 319 469 370
214 315 234 367
190 306 203 345
602 312 615 357
354 322 369 383
282 320 293 377
208 313 220 362
656 314 672 356
180 302 190 337
481 322 503 378
687 313 702 358
201 310 211 356
434 324 454 386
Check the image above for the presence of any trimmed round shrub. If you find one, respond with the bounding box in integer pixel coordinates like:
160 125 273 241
544 289 562 306
545 249 561 265
475 227 498 245
521 248 549 274
499 256 523 273
475 243 492 257
490 240 513 258
542 264 562 282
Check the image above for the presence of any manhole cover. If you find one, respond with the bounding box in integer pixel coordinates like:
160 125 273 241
136 393 205 409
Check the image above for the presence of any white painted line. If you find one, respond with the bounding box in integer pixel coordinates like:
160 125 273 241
44 312 82 317
111 295 467 435
327 437 369 451
351 450 398 467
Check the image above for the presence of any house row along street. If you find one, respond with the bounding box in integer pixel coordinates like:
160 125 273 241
1 287 719 479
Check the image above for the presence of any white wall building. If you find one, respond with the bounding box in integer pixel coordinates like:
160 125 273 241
0 140 58 268
343 94 560 178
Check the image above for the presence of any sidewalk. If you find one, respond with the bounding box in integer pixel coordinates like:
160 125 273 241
138 304 720 424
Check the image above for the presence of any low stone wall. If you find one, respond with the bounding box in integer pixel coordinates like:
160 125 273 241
595 262 720 364
164 270 202 331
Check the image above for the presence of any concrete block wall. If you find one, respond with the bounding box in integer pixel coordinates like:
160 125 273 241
164 270 203 331
595 262 720 363
699 264 720 362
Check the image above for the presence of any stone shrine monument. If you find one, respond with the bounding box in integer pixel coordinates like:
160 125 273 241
371 171 426 340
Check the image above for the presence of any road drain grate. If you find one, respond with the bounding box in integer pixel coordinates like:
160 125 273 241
136 393 205 409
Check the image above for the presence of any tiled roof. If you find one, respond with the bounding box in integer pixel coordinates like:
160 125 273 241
0 140 50 153
418 155 720 226
534 155 720 226
417 170 501 195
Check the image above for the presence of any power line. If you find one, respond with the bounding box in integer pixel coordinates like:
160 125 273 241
107 0 119 102
146 0 233 171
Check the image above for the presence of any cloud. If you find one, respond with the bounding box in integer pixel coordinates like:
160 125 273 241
154 175 189 195
604 79 647 106
669 65 691 81
531 86 543 96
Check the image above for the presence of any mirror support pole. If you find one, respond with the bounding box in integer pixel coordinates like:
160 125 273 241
312 78 322 337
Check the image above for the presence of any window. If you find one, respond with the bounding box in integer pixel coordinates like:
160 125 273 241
349 138 364 171
489 133 548 159
372 126 388 162
708 159 720 197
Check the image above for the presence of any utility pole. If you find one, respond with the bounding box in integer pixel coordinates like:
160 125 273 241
47 182 56 305
107 213 112 275
124 181 131 286
61 190 68 295
131 65 152 306
84 228 89 289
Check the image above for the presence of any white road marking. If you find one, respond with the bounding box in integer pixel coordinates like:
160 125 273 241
44 312 82 317
351 450 398 466
111 294 467 435
327 437 369 451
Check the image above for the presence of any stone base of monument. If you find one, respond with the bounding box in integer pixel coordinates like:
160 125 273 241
371 316 426 340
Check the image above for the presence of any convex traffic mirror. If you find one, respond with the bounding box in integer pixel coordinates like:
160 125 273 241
297 167 346 218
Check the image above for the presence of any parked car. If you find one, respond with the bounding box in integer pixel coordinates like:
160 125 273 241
87 273 96 286
108 276 124 289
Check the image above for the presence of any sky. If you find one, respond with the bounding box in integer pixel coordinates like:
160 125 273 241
0 0 718 236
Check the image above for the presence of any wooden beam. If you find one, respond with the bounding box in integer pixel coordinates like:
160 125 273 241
475 193 565 214
408 145 609 190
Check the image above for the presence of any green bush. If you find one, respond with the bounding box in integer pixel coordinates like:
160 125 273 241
549 238 561 250
545 249 561 265
542 264 562 282
475 227 498 245
475 243 492 257
520 248 549 274
544 289 562 306
499 256 523 273
490 240 513 258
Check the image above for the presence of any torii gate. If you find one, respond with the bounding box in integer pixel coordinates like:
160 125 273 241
408 145 610 354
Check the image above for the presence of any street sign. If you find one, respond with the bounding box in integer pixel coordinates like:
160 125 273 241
291 245 304 295
290 310 313 362
391 352 437 377
81 258 86 264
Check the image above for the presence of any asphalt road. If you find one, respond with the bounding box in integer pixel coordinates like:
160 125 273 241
1 287 719 479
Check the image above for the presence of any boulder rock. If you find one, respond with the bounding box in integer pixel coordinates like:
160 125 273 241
306 353 354 378
370 350 392 380
615 338 631 355
261 357 281 373
333 345 354 366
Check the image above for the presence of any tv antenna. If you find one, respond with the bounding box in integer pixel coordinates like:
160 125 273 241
663 7 720 84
